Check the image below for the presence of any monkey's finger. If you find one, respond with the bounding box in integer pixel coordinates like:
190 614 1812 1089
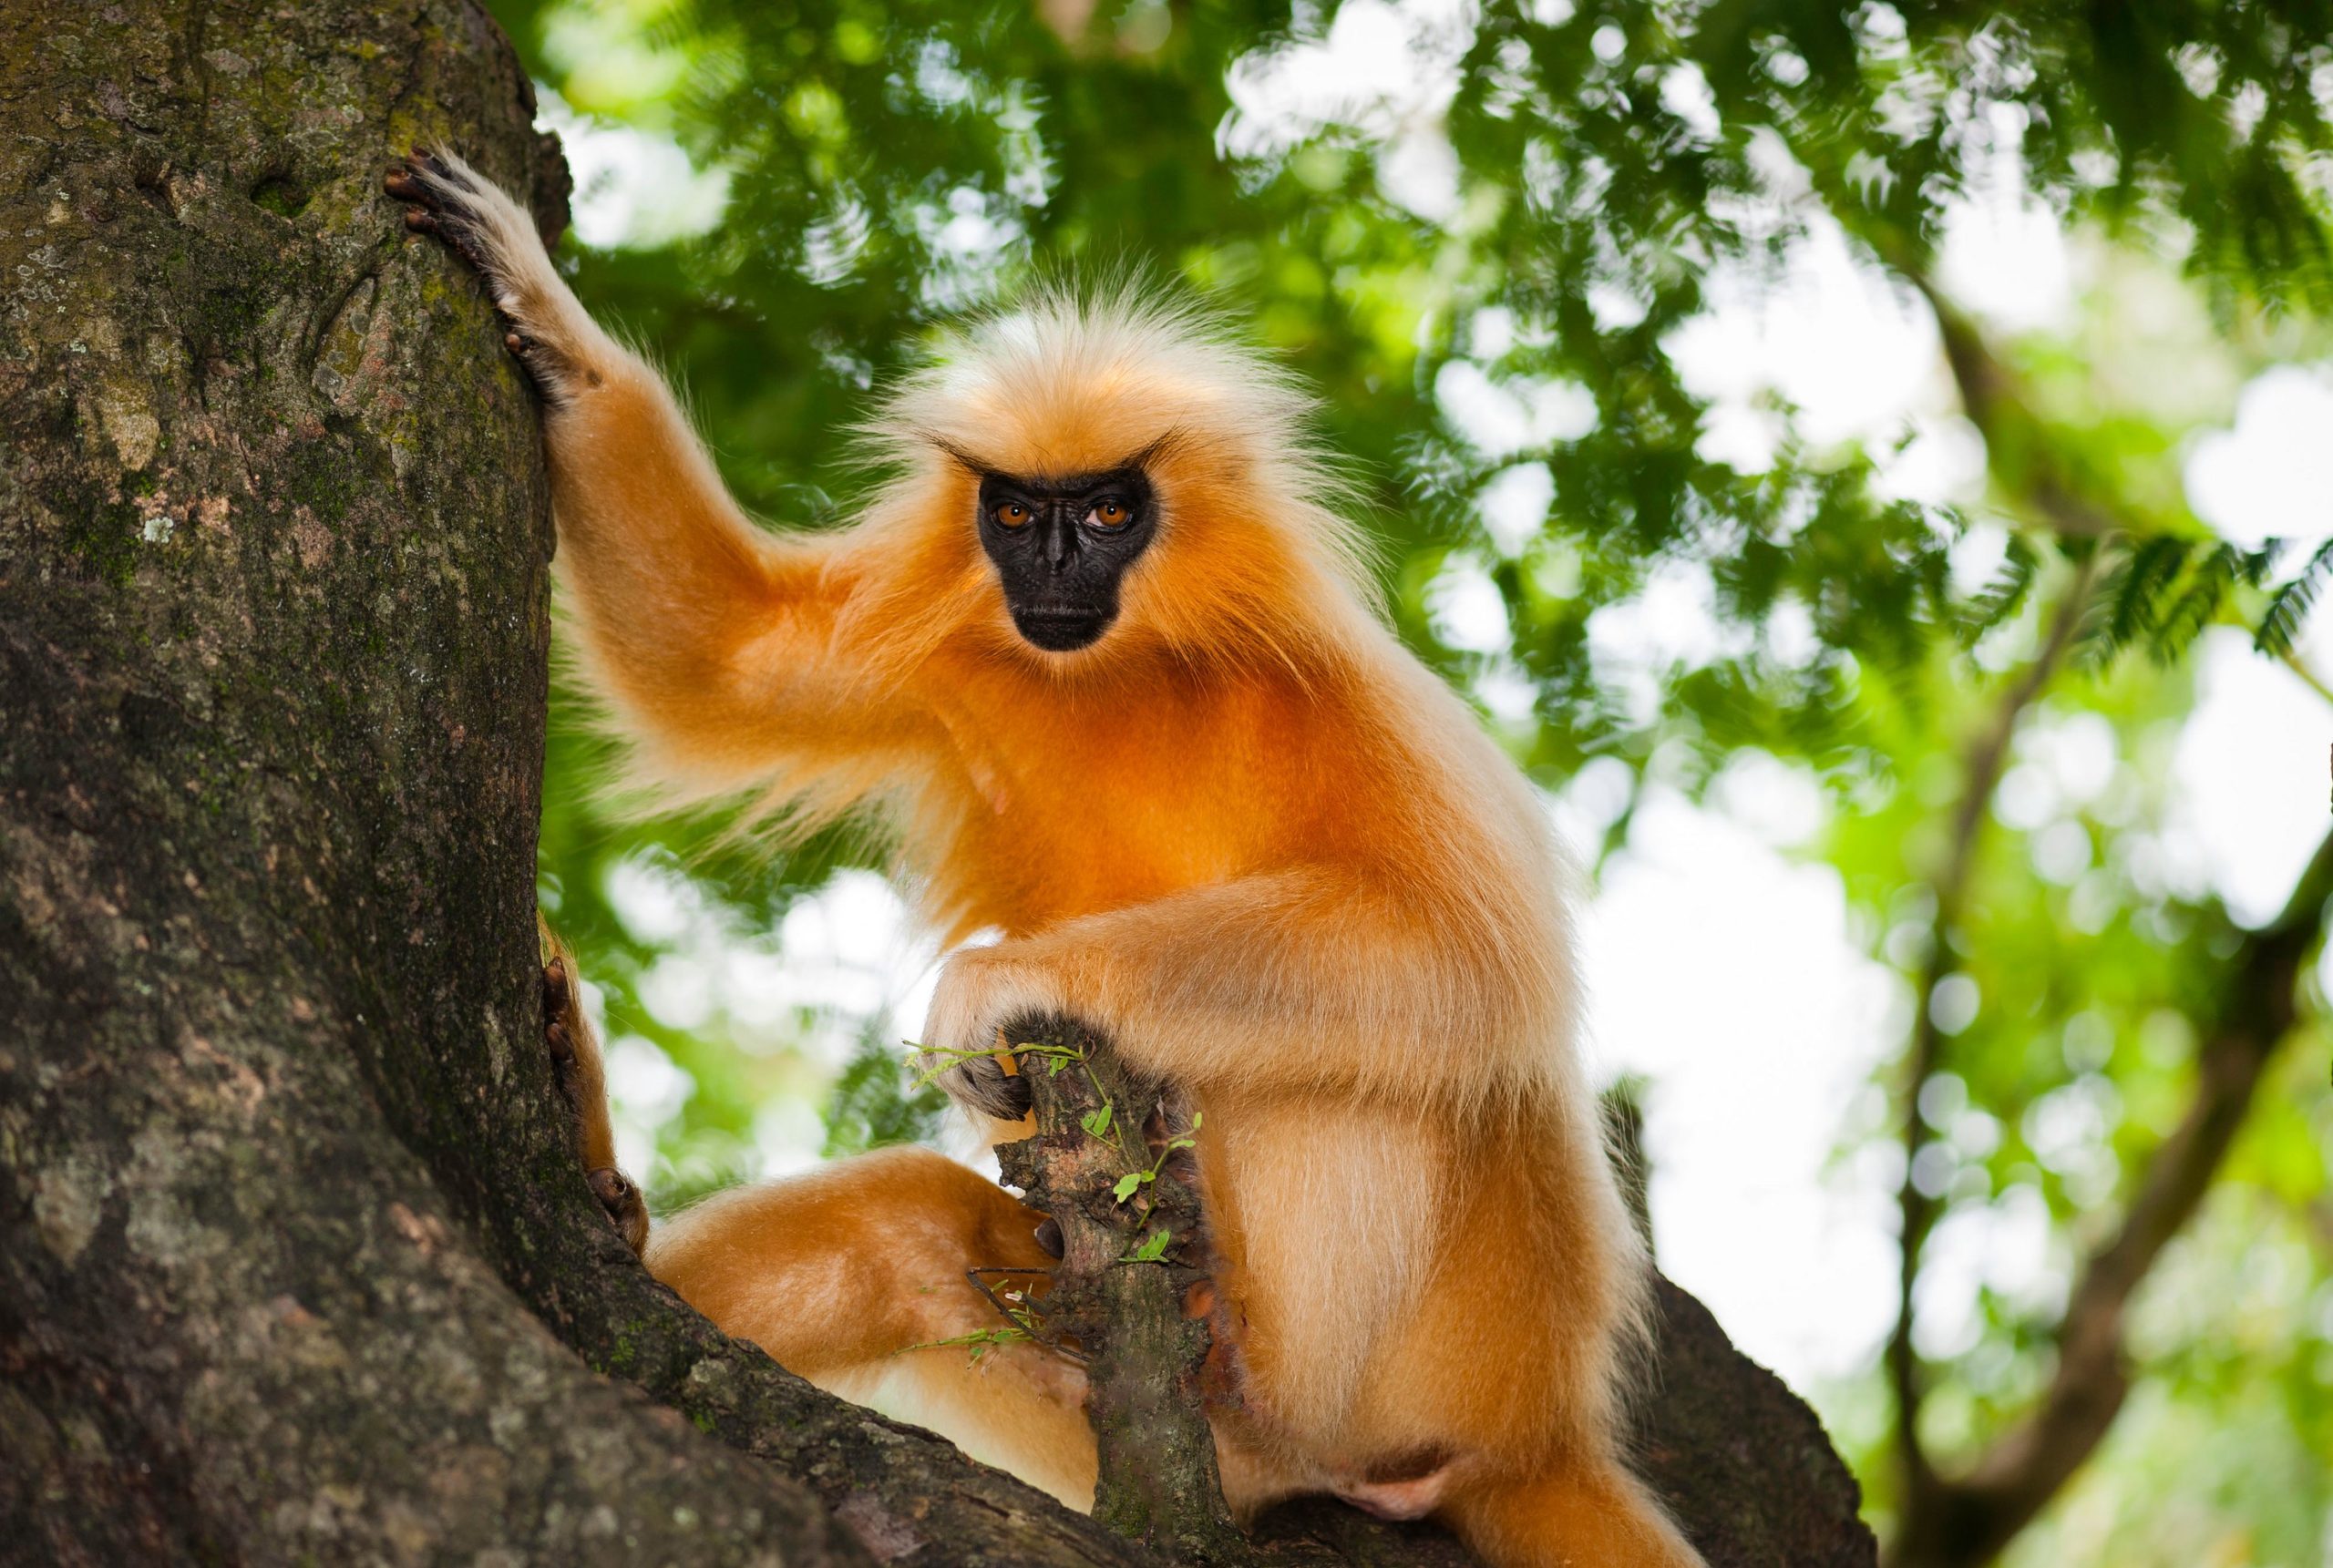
407 146 477 192
987 1063 1034 1119
938 1055 1033 1122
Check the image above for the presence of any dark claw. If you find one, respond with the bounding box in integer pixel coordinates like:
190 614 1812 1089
387 157 484 264
410 147 470 190
385 153 568 402
541 959 581 1101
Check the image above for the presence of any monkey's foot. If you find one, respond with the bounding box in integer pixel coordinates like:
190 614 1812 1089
385 149 591 401
541 952 651 1255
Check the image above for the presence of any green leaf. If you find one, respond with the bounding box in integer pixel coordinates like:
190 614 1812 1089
2257 538 2333 657
1111 1171 1148 1203
1081 1104 1114 1140
1121 1229 1173 1264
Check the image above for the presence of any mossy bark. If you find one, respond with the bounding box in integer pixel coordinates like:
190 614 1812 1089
0 3 1877 1564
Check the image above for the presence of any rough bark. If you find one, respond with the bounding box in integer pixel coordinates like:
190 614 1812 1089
0 3 1875 1565
0 5 1115 1563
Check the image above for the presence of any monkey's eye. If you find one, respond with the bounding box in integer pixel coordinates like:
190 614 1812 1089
992 501 1033 529
1086 499 1132 529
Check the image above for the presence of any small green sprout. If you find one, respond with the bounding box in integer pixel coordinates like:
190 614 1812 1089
1120 1228 1174 1265
1112 1111 1202 1205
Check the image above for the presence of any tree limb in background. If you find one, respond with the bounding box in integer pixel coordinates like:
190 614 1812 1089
1889 828 2333 1568
1880 277 2333 1568
1887 563 2100 1497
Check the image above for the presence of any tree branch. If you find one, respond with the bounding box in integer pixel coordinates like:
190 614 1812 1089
995 1019 1247 1564
1906 273 2122 544
1887 561 2099 1492
1888 826 2333 1568
1875 261 2333 1568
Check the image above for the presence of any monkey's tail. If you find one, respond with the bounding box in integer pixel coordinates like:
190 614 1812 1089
1442 1457 1705 1568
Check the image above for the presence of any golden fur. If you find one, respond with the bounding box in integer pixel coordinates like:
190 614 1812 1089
399 150 1703 1567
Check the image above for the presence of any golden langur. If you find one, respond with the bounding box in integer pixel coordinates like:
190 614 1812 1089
390 150 1705 1568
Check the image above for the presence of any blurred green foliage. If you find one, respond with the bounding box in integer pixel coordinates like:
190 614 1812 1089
487 1 2333 1563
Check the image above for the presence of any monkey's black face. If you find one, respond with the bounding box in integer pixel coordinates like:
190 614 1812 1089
975 464 1157 651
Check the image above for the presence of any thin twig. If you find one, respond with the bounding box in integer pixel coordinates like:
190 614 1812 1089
2278 646 2333 709
965 1266 1087 1364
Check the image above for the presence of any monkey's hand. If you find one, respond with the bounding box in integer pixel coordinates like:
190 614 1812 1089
918 946 1079 1123
384 149 603 403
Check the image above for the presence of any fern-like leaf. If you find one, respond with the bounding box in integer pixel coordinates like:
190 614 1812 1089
2101 536 2192 658
2256 537 2333 657
1956 531 2039 645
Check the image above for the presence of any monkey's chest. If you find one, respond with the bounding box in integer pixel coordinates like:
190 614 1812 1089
944 779 1252 931
924 677 1337 932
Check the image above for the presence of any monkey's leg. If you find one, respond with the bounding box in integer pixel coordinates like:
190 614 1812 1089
1442 1459 1706 1568
645 1146 1098 1512
539 920 649 1253
385 153 937 788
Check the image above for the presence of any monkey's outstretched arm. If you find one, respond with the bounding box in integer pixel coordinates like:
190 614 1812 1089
929 866 1561 1109
385 153 925 784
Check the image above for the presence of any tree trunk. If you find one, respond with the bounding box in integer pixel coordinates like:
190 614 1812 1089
0 4 1876 1564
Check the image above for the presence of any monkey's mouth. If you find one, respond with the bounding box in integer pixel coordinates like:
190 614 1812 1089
1012 605 1111 651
